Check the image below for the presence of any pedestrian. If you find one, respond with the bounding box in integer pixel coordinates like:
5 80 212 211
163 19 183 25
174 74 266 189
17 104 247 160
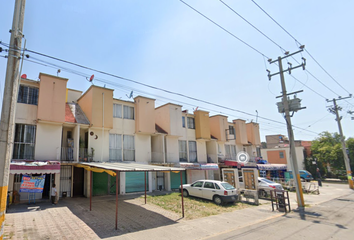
51 183 57 205
316 168 322 187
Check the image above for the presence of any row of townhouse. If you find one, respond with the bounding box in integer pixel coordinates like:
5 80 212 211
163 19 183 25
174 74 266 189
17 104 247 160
8 73 261 202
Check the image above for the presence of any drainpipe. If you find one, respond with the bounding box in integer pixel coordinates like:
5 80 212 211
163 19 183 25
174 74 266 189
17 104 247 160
101 92 104 162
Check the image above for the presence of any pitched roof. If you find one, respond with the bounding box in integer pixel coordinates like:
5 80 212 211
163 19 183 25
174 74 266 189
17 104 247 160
65 103 90 125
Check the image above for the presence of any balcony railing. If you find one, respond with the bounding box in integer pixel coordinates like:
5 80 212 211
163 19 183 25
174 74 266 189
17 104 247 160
61 147 75 161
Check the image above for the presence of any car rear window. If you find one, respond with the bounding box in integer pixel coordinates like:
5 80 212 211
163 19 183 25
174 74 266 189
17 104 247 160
220 182 235 190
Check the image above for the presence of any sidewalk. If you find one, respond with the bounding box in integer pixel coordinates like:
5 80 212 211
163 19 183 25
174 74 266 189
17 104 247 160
3 183 353 240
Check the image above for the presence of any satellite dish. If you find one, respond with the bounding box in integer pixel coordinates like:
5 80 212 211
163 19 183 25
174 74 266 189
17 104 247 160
89 75 94 82
21 74 27 79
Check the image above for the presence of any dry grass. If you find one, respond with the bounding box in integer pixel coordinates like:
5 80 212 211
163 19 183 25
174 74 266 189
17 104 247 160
144 192 253 220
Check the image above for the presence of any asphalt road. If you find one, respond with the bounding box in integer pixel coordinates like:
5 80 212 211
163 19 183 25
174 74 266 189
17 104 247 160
203 191 354 240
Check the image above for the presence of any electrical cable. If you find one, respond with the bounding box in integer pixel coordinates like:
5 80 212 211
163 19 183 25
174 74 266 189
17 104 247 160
250 0 351 96
20 51 320 136
216 1 346 102
179 0 269 59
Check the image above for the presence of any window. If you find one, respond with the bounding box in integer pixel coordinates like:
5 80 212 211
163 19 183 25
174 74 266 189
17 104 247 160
182 116 186 128
109 134 135 161
179 140 187 162
17 85 38 105
191 181 203 187
187 117 195 129
229 125 235 135
189 141 197 162
113 104 122 118
204 182 215 189
109 134 122 161
13 124 36 159
225 145 236 160
123 105 134 119
123 135 135 161
279 151 284 158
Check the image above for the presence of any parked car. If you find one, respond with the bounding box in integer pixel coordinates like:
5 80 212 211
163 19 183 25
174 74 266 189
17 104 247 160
257 177 284 197
287 170 314 182
179 180 238 205
239 177 284 198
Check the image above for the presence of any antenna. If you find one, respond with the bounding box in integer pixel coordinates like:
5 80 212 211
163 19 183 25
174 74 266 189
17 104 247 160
86 74 94 85
126 91 133 99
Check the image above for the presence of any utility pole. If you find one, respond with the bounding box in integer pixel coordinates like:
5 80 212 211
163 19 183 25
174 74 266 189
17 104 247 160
327 97 354 189
267 46 306 208
0 0 26 238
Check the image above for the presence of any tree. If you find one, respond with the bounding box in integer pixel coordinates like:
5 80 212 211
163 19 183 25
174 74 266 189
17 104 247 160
311 131 345 177
346 138 354 172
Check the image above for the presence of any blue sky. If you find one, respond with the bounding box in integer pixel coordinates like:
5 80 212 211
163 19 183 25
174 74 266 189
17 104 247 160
1 0 354 142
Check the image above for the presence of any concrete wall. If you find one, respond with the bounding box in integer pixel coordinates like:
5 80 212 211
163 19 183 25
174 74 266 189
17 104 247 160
194 110 211 140
165 136 179 163
155 103 183 136
234 119 248 145
66 89 82 103
37 73 67 123
78 86 113 129
246 122 261 146
209 115 228 142
15 104 37 125
206 140 218 163
88 128 110 162
134 96 155 134
261 146 305 171
35 122 62 160
135 134 151 164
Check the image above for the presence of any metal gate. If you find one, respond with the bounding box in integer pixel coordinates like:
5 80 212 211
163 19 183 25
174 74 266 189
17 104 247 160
60 165 72 197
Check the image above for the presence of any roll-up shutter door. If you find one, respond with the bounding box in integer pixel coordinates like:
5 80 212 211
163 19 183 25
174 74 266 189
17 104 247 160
171 171 186 189
126 172 148 193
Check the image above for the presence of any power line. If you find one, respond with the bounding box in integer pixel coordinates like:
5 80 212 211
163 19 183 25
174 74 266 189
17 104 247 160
219 0 286 53
250 0 351 96
217 1 343 102
17 47 321 136
178 0 269 59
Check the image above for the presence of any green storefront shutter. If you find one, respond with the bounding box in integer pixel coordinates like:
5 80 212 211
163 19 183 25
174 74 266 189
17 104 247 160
171 171 186 189
126 172 149 193
93 172 108 196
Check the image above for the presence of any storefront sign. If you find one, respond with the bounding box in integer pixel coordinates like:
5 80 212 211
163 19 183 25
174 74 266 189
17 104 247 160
20 175 46 193
200 163 219 170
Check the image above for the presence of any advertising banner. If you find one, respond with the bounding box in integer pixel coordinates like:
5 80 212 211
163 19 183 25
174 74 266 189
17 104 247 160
19 175 46 193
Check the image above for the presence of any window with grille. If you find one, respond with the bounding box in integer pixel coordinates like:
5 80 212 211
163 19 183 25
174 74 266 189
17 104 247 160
279 151 284 158
113 104 122 118
13 124 36 159
123 105 134 120
187 117 195 129
17 85 39 105
229 125 235 135
189 141 197 162
179 140 187 162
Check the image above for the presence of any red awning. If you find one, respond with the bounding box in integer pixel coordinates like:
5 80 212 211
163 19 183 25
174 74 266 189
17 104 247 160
10 161 61 174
